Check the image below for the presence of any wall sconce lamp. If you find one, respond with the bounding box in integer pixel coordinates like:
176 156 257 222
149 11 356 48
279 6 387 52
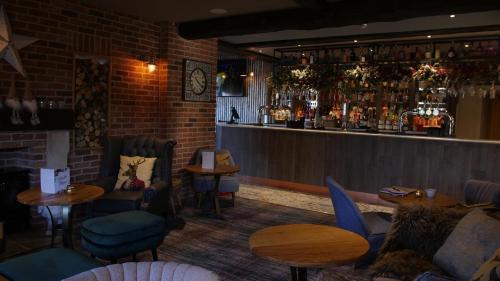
138 54 157 72
239 72 254 78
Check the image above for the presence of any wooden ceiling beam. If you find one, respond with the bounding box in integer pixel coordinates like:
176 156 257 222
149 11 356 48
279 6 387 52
232 25 500 49
177 0 500 40
293 0 328 11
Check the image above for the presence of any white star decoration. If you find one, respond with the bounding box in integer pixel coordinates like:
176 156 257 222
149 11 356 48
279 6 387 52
0 5 37 77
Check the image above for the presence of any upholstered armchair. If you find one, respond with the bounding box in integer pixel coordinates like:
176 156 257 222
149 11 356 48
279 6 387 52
326 176 392 263
463 179 500 207
63 261 220 281
90 136 177 217
192 148 239 207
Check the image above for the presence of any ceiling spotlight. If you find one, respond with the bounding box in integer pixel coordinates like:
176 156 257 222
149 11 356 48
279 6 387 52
354 40 358 43
209 8 228 15
297 44 301 47
464 44 470 48
449 14 456 18
427 35 432 39
249 72 255 77
361 24 368 29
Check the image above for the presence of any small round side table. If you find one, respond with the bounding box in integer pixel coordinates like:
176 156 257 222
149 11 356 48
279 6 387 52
17 184 104 249
249 224 369 281
184 164 240 218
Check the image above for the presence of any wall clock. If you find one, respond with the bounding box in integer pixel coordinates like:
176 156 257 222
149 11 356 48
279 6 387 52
183 59 212 102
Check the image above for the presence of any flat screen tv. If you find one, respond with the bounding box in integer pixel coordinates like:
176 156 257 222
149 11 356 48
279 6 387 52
216 59 247 97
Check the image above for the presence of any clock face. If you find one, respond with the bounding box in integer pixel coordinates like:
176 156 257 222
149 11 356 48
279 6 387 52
183 59 211 102
190 68 207 95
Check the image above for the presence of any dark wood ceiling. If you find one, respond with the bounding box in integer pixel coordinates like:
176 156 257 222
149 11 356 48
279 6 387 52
178 0 500 40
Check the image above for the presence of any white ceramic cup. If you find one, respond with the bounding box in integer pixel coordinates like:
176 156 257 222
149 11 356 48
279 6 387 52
425 188 437 199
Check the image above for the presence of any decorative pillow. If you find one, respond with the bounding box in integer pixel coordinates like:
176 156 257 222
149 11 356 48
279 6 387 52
216 152 231 166
433 208 500 280
471 248 500 281
114 156 157 190
371 205 467 281
377 205 468 259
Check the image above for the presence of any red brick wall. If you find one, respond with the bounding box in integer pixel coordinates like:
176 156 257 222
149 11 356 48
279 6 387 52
158 22 217 172
0 0 217 185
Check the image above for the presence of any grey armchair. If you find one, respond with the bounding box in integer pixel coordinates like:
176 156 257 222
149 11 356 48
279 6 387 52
192 148 240 207
464 179 500 207
90 136 177 217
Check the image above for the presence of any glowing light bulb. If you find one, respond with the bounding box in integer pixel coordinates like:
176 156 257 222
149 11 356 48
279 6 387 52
147 63 156 72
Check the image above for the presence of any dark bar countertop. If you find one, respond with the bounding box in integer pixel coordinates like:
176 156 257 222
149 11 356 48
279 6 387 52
217 123 500 199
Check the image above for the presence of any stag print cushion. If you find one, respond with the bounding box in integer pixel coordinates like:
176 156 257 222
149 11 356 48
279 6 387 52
114 155 157 190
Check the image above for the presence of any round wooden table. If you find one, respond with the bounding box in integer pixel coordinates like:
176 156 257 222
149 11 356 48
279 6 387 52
249 224 369 281
17 184 104 249
184 164 240 218
378 191 458 208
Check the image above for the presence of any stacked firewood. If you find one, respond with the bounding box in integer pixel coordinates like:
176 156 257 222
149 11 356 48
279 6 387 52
74 58 109 148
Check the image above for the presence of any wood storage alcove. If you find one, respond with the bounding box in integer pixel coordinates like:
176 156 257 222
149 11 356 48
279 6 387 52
73 54 110 148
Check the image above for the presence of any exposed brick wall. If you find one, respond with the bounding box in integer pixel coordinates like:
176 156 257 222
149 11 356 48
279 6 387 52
158 22 217 172
0 1 217 186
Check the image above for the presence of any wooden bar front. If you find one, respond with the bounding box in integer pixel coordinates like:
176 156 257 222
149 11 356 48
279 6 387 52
216 124 500 199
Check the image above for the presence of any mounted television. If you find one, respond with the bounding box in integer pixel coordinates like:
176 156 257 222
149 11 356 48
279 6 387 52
216 59 247 97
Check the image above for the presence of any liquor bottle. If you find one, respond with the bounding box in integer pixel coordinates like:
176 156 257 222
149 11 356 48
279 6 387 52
373 45 380 61
350 47 357 62
399 45 406 61
360 48 367 63
324 49 330 64
409 45 416 60
447 42 457 59
342 49 349 63
415 46 423 60
434 46 441 59
300 53 309 65
487 41 497 57
309 52 315 64
424 45 432 59
474 42 484 58
388 45 397 61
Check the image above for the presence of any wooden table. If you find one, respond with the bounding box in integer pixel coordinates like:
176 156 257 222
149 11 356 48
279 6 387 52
378 191 458 208
249 224 369 281
17 184 104 249
184 164 240 218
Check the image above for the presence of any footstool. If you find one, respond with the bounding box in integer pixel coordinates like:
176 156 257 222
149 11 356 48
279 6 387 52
0 248 101 281
81 210 167 262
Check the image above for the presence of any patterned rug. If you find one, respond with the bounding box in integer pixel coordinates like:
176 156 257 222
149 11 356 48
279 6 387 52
237 184 393 215
141 197 336 281
3 185 389 280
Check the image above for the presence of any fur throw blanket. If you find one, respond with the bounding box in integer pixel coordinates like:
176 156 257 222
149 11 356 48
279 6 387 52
371 205 469 281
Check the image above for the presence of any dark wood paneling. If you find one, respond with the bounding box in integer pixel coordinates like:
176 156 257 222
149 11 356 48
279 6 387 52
218 125 500 199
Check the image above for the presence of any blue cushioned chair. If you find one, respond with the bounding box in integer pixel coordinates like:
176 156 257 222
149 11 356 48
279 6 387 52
0 248 101 281
326 176 391 262
193 149 239 207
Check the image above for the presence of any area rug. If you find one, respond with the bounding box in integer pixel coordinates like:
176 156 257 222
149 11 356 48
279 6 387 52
238 183 394 215
140 197 337 281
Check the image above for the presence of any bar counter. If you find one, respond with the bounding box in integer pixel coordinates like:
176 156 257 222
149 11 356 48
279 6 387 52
216 123 500 199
